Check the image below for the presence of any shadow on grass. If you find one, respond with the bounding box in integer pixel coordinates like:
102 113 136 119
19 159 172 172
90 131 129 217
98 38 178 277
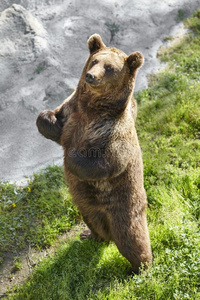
10 237 130 300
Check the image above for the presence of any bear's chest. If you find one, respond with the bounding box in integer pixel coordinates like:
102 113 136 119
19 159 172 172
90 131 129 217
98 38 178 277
61 114 112 153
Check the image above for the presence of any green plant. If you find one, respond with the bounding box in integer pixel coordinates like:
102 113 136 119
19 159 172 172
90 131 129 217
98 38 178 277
105 22 120 41
35 63 45 74
164 36 174 42
13 257 23 271
177 9 185 21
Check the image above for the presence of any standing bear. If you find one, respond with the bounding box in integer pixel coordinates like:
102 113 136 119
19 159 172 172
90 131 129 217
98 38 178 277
36 34 152 273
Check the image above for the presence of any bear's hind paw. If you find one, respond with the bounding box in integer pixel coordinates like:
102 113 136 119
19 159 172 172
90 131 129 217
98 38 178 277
80 229 94 240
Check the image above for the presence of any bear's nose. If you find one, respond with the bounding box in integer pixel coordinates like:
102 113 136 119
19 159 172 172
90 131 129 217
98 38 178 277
86 72 95 84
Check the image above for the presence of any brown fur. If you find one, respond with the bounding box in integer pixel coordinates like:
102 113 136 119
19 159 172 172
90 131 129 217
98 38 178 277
36 34 152 273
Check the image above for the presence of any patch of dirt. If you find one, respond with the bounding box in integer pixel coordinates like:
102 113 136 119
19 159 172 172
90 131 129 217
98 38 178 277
0 223 87 298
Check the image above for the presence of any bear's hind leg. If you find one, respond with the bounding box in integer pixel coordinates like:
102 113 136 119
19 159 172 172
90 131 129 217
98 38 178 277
110 212 152 274
81 211 111 242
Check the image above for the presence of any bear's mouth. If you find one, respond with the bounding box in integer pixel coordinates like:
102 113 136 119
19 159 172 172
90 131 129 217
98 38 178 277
86 80 101 87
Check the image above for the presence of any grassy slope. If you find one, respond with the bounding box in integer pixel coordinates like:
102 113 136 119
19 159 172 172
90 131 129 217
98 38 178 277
0 166 79 264
1 10 200 300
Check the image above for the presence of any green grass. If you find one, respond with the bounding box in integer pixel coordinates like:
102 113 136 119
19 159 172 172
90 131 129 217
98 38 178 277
1 10 200 300
0 166 79 265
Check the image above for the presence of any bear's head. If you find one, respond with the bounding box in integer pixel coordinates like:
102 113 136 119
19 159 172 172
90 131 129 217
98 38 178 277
82 34 144 94
77 34 144 115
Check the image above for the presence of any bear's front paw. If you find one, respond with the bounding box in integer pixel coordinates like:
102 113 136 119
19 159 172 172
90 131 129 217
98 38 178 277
36 110 63 144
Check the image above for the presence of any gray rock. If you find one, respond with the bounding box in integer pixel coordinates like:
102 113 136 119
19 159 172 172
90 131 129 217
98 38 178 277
0 0 199 183
0 4 48 60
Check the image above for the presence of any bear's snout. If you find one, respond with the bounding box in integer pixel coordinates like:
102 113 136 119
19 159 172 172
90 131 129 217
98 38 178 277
86 72 95 84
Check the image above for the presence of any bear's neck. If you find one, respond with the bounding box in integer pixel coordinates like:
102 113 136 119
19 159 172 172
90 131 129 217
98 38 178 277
76 82 134 119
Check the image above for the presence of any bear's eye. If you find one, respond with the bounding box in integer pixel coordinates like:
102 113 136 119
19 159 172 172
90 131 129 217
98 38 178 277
105 65 113 72
91 59 98 66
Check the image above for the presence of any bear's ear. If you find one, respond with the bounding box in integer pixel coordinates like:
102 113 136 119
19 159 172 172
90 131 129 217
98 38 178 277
88 34 106 54
126 52 144 73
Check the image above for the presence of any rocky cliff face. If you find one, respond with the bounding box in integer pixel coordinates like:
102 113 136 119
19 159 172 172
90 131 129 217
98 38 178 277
0 0 199 183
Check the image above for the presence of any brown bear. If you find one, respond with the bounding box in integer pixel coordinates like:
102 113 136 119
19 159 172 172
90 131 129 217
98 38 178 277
36 34 152 273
